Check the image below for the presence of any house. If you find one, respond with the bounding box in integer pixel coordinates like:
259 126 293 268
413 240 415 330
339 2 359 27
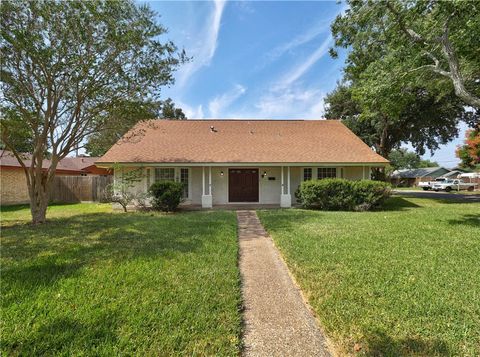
390 167 451 187
0 151 111 205
96 120 388 208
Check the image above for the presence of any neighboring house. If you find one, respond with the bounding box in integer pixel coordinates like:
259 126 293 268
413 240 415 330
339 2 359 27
96 120 388 208
390 167 451 187
0 151 111 205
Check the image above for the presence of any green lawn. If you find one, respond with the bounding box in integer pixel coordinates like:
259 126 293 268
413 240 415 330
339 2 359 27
1 204 241 356
258 197 480 356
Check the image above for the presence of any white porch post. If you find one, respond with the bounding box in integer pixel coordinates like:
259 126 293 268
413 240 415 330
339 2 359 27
202 166 205 195
201 166 212 208
287 166 291 193
281 166 284 194
280 166 292 208
362 166 366 180
209 166 212 195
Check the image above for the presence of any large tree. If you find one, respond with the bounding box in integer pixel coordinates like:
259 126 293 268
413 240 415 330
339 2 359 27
0 0 186 224
84 98 186 157
324 83 475 159
331 0 480 108
388 148 438 170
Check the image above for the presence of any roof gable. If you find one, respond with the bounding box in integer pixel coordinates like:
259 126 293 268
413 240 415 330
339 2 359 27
97 119 388 164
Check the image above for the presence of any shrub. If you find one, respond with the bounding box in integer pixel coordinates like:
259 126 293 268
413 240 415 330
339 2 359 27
352 180 391 211
149 181 184 212
296 178 391 211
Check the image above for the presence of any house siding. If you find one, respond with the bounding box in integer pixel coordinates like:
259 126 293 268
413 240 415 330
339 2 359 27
118 164 376 207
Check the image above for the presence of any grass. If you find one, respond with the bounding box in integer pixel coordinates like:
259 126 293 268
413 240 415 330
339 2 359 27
258 197 480 356
1 204 241 356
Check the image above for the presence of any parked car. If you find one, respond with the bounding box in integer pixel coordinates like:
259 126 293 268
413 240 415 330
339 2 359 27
418 177 447 191
432 179 477 192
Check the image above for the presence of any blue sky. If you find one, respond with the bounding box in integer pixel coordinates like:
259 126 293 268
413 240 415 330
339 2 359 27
148 0 466 167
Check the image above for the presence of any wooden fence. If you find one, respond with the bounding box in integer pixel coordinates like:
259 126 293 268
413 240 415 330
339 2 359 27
49 175 113 203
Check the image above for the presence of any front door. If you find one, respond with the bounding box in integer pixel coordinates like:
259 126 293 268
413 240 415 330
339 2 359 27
229 169 259 202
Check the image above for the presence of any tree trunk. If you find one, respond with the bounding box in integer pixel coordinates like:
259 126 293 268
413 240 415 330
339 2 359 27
27 168 54 225
30 193 49 224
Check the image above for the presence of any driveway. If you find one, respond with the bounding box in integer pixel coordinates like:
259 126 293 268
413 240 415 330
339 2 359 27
394 189 480 203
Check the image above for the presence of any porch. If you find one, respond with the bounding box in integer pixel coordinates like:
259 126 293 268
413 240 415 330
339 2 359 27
117 164 375 209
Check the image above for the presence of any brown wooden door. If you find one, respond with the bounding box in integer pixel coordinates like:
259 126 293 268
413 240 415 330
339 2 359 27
229 169 259 202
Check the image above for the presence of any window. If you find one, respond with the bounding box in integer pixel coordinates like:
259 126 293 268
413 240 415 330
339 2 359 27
317 167 337 179
303 167 312 181
180 168 189 198
155 168 175 182
303 168 312 181
146 168 151 189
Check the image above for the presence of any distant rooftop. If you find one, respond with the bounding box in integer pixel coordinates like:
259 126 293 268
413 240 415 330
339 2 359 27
391 167 449 178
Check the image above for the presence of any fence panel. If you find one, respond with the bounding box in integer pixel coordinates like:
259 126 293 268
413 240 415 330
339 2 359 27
50 176 113 203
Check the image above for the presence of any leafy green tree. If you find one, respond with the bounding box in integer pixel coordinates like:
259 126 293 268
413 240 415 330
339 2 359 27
160 98 187 120
85 98 186 156
324 83 473 159
388 149 421 170
388 148 438 170
330 0 480 108
0 0 186 224
418 159 439 168
85 100 161 157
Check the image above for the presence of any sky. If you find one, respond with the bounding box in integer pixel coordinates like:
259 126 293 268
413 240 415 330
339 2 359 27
147 0 467 168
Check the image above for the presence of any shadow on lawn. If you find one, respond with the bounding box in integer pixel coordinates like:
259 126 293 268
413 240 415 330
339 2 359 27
1 211 229 306
447 214 480 228
1 313 119 355
362 328 450 356
380 197 420 211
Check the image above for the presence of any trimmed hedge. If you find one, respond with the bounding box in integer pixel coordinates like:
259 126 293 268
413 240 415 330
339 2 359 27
296 178 391 211
149 181 184 212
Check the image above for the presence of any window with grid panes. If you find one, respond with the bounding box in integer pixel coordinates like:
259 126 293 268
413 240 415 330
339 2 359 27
317 167 337 179
155 168 175 182
303 168 312 181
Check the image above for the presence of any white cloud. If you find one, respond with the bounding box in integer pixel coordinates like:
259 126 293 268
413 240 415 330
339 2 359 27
266 21 330 63
176 100 204 119
176 0 226 88
255 86 325 119
275 35 332 90
223 85 326 120
208 84 247 118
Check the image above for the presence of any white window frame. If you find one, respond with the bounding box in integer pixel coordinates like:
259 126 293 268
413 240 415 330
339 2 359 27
317 167 337 180
302 167 313 181
152 167 191 199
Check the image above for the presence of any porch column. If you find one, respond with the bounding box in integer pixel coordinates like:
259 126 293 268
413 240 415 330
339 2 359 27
280 166 292 208
201 166 212 208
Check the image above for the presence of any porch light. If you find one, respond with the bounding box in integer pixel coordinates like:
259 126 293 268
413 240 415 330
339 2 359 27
261 171 267 178
220 171 224 176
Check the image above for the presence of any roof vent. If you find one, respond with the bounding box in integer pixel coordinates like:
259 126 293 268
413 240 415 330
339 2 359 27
210 126 217 133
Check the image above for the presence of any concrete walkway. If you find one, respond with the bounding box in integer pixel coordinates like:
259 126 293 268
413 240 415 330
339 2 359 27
237 210 331 357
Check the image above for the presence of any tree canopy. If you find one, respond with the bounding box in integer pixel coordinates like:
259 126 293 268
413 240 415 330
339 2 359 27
0 0 187 223
85 98 186 157
388 148 438 170
325 0 479 170
331 0 480 108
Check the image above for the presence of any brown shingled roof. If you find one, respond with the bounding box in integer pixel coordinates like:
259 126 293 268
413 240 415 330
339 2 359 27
96 119 388 164
0 150 103 173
